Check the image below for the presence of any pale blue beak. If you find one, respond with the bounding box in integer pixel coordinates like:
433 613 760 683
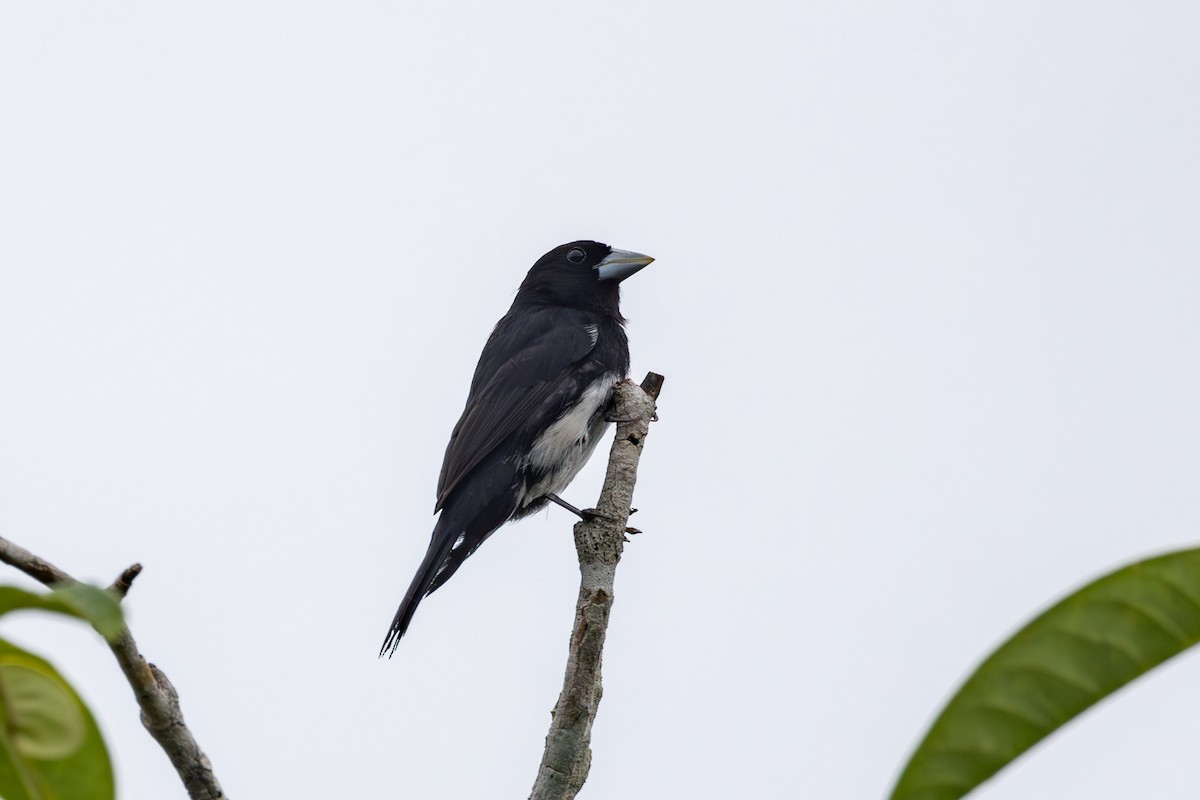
596 249 654 282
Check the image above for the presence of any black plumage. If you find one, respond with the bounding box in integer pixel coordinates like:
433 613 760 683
381 240 652 655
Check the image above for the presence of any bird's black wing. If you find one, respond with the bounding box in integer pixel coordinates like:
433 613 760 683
435 309 596 511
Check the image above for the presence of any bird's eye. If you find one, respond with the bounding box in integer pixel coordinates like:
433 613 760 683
567 247 586 263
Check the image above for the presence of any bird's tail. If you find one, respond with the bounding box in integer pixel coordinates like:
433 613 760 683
379 517 459 658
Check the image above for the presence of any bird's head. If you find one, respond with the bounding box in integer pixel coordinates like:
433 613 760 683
515 241 654 316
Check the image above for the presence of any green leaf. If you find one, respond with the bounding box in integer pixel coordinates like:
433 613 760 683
0 585 124 641
891 547 1200 800
0 638 115 800
49 585 124 640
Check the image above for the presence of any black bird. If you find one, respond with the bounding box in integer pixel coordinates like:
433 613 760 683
381 240 653 655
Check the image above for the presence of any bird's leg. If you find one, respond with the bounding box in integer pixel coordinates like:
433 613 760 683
545 494 641 535
546 493 590 519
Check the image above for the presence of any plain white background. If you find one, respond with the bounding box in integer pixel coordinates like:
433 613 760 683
2 3 1199 798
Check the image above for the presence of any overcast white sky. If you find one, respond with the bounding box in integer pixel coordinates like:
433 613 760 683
2 3 1200 798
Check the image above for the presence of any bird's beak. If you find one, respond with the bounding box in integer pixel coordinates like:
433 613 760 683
596 249 654 282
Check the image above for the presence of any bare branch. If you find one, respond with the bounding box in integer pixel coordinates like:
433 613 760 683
0 536 227 800
109 563 143 599
530 371 663 800
0 538 72 585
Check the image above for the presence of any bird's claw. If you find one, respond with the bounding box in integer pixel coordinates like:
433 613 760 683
605 412 660 423
580 507 642 536
547 495 640 534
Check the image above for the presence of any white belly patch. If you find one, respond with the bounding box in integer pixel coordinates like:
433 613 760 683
521 373 620 505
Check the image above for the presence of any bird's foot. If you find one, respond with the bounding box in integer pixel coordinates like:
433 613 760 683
546 494 641 534
605 412 659 423
581 508 641 534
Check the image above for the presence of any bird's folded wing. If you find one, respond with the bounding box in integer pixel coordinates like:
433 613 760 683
435 316 595 511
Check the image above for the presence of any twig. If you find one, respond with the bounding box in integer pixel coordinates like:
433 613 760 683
0 536 227 800
109 563 143 599
530 371 663 800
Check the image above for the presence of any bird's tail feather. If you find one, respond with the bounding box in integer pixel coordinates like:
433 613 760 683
379 518 460 657
381 461 519 657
